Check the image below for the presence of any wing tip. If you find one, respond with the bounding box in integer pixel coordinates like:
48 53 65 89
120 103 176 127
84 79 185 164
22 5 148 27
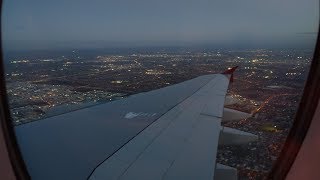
222 66 238 74
222 66 238 83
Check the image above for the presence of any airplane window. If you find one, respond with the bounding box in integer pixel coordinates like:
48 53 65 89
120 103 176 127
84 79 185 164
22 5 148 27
2 0 318 179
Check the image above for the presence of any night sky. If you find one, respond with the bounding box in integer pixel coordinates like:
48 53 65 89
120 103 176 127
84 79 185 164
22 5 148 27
2 0 319 51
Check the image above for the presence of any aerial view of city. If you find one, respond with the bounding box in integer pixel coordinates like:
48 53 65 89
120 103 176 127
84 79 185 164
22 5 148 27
3 47 313 179
2 0 318 179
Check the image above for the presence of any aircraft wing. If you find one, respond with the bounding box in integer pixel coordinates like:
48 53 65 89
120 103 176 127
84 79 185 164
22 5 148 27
14 69 257 180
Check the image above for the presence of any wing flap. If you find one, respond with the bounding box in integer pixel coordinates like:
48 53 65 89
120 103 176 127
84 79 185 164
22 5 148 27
163 115 221 180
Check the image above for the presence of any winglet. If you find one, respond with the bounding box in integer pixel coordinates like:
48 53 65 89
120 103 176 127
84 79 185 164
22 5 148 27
222 66 238 83
222 66 238 74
